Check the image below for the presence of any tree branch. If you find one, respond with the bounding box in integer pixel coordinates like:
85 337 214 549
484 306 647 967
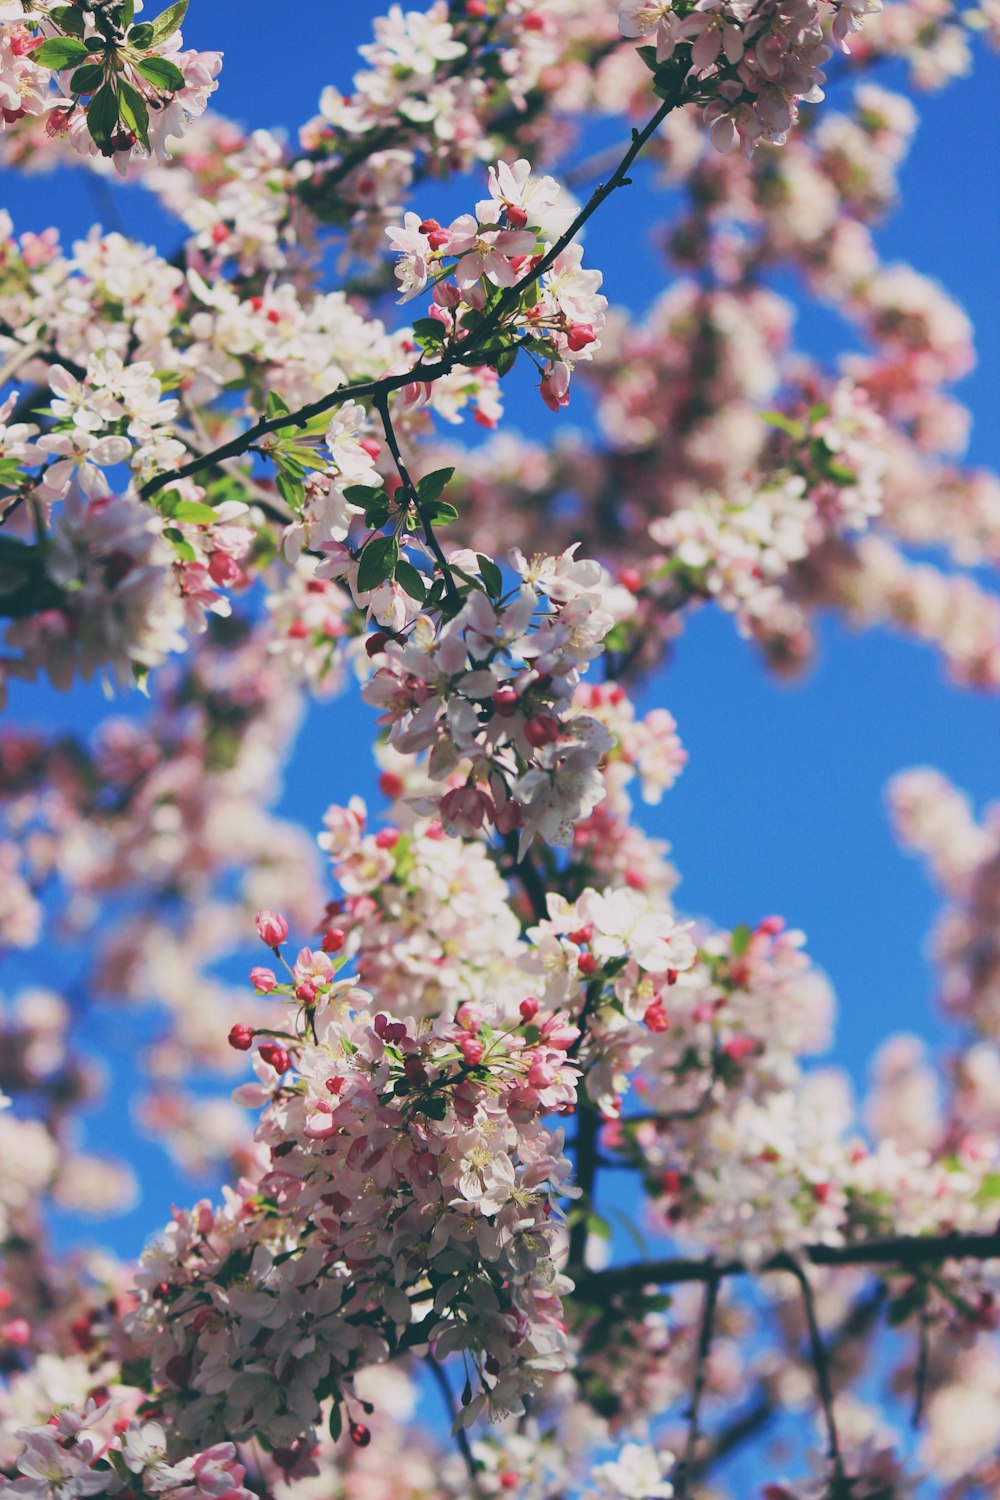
373 391 459 606
425 1355 481 1492
674 1268 720 1500
787 1258 848 1495
139 91 685 507
579 1225 1000 1297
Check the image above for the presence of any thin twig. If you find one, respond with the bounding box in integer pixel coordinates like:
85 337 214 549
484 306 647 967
425 1355 480 1490
912 1296 931 1431
139 91 686 505
787 1259 848 1496
374 391 459 605
0 339 42 391
675 1268 721 1500
692 1285 887 1481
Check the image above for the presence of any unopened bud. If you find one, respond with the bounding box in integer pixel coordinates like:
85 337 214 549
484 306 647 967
524 714 560 749
259 1042 291 1074
256 910 289 947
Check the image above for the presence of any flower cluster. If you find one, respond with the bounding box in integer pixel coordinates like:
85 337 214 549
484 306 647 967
620 0 882 155
387 158 606 411
362 546 627 852
0 1 221 167
127 921 580 1447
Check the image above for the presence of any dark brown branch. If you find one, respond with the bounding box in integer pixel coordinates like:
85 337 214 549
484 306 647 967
912 1296 931 1431
675 1268 720 1500
578 1227 1000 1298
691 1286 887 1481
425 1355 480 1491
373 391 459 606
787 1258 848 1495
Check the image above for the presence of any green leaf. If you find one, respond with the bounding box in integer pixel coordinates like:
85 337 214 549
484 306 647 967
164 527 197 561
274 454 306 480
70 63 106 95
118 81 150 149
265 389 291 421
327 1401 343 1444
477 553 502 600
357 534 398 594
416 467 454 504
411 317 445 350
363 501 391 530
282 443 326 472
976 1171 1000 1204
34 37 91 70
760 409 805 440
493 345 518 377
128 22 155 49
342 484 384 505
886 1284 925 1327
136 55 186 93
86 84 120 152
149 0 189 45
586 1212 612 1242
160 496 218 525
730 924 752 958
275 471 304 513
120 0 136 25
51 6 86 37
395 559 427 602
423 499 458 526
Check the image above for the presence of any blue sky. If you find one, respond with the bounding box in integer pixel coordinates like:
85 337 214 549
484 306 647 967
5 2 1000 1253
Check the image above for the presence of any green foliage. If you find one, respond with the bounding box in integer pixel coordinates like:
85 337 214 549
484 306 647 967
86 85 120 153
34 37 90 69
137 55 186 93
357 534 398 593
149 0 190 45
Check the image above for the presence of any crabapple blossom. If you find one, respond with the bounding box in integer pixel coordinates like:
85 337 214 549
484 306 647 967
1 2 1000 1499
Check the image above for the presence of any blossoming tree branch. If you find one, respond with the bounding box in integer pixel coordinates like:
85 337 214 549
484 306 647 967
0 0 999 1496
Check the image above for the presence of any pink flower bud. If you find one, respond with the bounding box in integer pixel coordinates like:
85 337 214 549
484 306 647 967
460 1036 485 1066
256 910 289 947
374 827 399 850
456 1002 484 1033
757 915 785 936
322 928 346 953
229 1024 255 1050
643 1000 670 1033
208 550 242 586
259 1042 291 1073
505 204 529 229
350 1423 371 1448
722 1035 757 1062
296 981 317 1003
249 967 276 993
2 1318 30 1346
566 321 596 352
519 996 540 1022
527 1060 554 1088
492 684 520 716
525 714 561 749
